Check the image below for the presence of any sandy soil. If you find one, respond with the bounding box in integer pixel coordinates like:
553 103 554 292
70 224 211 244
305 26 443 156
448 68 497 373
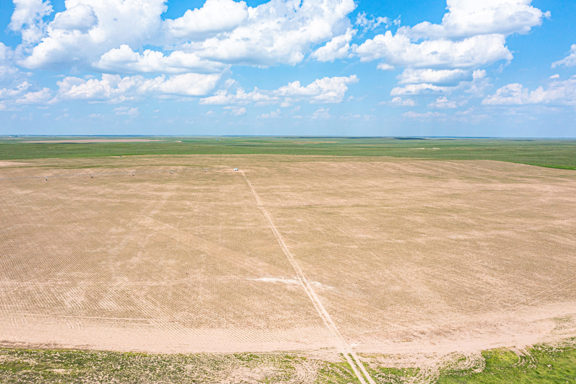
0 161 30 167
0 155 575 360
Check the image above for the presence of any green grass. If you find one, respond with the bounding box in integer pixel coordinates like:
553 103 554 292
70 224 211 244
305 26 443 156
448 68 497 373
0 137 575 170
437 343 576 384
1 343 575 383
0 349 359 383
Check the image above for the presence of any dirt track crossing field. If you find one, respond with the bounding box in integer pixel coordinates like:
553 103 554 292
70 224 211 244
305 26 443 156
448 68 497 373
241 170 375 384
1 155 576 366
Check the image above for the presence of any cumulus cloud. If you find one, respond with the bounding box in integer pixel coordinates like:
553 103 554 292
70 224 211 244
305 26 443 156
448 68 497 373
483 77 576 106
355 12 390 31
164 0 249 40
201 88 272 105
9 0 53 44
429 96 462 109
0 81 31 99
276 75 358 103
408 0 548 39
356 32 511 69
354 0 547 101
15 87 53 104
51 3 96 31
21 0 167 69
311 28 354 62
552 44 576 68
398 69 471 85
201 75 358 105
0 81 53 107
56 73 221 102
389 97 416 107
18 0 355 72
391 69 487 96
95 45 226 74
190 0 355 66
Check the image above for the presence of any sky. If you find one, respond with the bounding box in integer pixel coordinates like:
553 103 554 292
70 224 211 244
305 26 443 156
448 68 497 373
0 0 575 137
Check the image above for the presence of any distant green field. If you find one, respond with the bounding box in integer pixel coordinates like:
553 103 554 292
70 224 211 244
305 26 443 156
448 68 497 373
0 137 575 170
1 342 574 383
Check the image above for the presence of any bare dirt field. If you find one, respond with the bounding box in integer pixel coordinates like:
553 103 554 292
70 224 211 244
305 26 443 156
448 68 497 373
1 155 575 363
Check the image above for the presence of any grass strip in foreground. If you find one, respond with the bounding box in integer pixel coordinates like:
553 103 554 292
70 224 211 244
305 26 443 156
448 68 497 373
0 349 357 383
1 342 575 383
437 343 576 384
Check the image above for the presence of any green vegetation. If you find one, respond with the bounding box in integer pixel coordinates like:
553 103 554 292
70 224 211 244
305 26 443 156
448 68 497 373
437 343 576 384
1 342 575 383
1 137 575 170
0 349 357 383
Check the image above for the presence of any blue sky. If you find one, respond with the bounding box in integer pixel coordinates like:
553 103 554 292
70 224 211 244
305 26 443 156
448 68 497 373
0 0 575 137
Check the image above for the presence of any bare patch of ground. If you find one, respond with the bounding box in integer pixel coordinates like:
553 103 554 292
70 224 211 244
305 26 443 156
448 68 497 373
0 155 575 363
0 161 30 167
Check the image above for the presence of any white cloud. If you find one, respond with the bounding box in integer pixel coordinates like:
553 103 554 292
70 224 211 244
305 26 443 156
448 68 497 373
353 0 547 104
408 0 548 39
389 97 416 107
51 3 96 31
0 43 20 83
15 88 52 104
201 75 358 105
191 0 356 66
19 0 355 74
276 75 358 103
429 96 461 109
9 0 53 44
259 109 281 118
224 106 247 116
0 81 53 106
96 45 226 74
391 83 451 96
201 88 272 105
311 28 354 62
403 111 445 119
0 81 31 99
22 0 167 69
398 68 471 85
114 106 139 116
355 12 389 31
356 32 512 69
391 69 487 96
311 107 331 119
164 0 249 40
141 73 222 97
483 77 576 106
377 63 394 71
56 73 221 102
552 44 576 68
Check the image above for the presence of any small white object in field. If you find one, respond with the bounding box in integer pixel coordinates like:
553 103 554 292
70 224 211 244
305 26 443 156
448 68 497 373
234 168 239 172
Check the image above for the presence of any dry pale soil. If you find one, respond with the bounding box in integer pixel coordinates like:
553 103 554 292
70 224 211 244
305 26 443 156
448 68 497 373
0 155 575 374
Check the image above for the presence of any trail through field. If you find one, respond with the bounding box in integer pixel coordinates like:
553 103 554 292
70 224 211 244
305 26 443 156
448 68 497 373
240 170 376 384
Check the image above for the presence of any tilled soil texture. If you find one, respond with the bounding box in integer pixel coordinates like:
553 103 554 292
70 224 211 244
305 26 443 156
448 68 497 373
0 155 575 357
